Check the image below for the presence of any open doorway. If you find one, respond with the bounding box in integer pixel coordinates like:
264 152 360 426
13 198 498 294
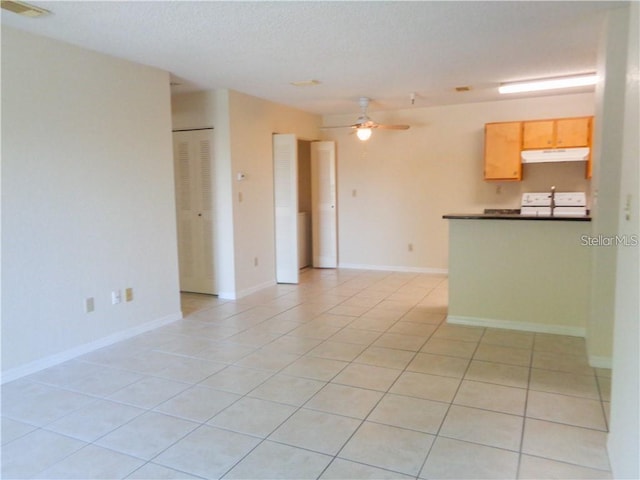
273 134 337 284
297 140 313 270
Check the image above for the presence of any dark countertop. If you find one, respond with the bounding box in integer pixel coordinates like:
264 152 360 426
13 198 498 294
443 213 592 222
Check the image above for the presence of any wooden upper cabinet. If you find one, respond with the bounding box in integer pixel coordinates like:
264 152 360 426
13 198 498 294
522 120 555 149
556 117 591 147
484 121 522 181
523 116 592 149
484 116 593 182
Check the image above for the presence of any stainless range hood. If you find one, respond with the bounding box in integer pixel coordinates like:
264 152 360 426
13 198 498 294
521 147 589 163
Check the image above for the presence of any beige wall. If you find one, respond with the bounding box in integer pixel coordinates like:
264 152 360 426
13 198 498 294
322 93 594 271
171 90 236 297
172 91 594 293
171 89 321 298
447 219 592 335
2 28 180 379
228 90 321 296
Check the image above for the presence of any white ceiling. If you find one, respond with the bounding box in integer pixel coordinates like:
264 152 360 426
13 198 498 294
1 1 625 115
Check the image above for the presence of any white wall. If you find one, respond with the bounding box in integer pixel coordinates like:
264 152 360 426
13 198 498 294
322 93 594 271
1 28 181 380
607 3 640 477
587 4 631 366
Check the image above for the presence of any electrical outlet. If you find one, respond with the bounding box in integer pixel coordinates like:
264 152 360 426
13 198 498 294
111 290 122 305
84 297 95 313
408 243 414 252
125 287 133 302
254 257 259 267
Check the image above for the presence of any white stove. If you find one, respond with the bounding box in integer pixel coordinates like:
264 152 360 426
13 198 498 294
521 191 587 217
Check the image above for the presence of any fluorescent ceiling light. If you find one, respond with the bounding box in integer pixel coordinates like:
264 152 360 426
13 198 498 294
1 0 50 17
499 74 598 94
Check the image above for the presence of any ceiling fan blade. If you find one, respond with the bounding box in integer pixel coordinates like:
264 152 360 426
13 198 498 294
374 124 410 130
320 124 359 129
322 98 411 133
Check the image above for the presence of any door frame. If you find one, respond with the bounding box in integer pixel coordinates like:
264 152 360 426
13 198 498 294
272 134 338 284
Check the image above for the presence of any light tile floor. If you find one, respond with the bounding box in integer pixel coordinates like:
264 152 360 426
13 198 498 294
1 269 613 479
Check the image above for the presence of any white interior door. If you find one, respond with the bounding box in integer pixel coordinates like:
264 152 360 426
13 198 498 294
173 129 216 294
273 134 299 283
311 141 337 268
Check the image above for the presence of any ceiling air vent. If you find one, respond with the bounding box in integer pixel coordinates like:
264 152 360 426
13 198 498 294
1 0 50 17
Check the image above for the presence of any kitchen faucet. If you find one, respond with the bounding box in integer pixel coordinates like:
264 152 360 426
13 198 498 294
550 185 556 216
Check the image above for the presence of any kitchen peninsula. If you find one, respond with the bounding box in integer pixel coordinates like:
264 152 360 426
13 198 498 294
443 214 592 336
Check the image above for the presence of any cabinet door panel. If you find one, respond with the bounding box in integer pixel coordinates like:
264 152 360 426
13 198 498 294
484 122 522 181
523 120 554 149
556 117 591 147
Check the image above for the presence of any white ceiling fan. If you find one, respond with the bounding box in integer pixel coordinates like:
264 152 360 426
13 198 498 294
322 97 410 141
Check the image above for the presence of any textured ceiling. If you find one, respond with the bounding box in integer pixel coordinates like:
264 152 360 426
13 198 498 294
0 1 626 115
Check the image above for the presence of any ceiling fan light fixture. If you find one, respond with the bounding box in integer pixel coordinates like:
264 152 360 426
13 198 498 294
320 96 409 138
499 73 597 94
356 128 372 141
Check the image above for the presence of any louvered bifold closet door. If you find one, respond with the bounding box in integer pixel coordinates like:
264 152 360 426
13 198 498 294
173 129 216 294
273 134 299 284
311 141 337 268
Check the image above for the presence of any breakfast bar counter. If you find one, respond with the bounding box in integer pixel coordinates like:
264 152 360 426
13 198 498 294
443 215 592 336
443 213 591 221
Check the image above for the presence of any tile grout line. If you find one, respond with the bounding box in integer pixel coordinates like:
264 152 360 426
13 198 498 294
311 285 441 479
415 323 488 479
515 330 537 479
322 288 449 478
200 271 403 479
144 277 341 480
3 270 612 479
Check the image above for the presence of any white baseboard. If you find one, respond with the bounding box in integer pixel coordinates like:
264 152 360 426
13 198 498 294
446 315 586 337
449 315 611 368
217 290 237 300
1 312 182 384
219 279 278 300
588 355 613 369
339 263 448 275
